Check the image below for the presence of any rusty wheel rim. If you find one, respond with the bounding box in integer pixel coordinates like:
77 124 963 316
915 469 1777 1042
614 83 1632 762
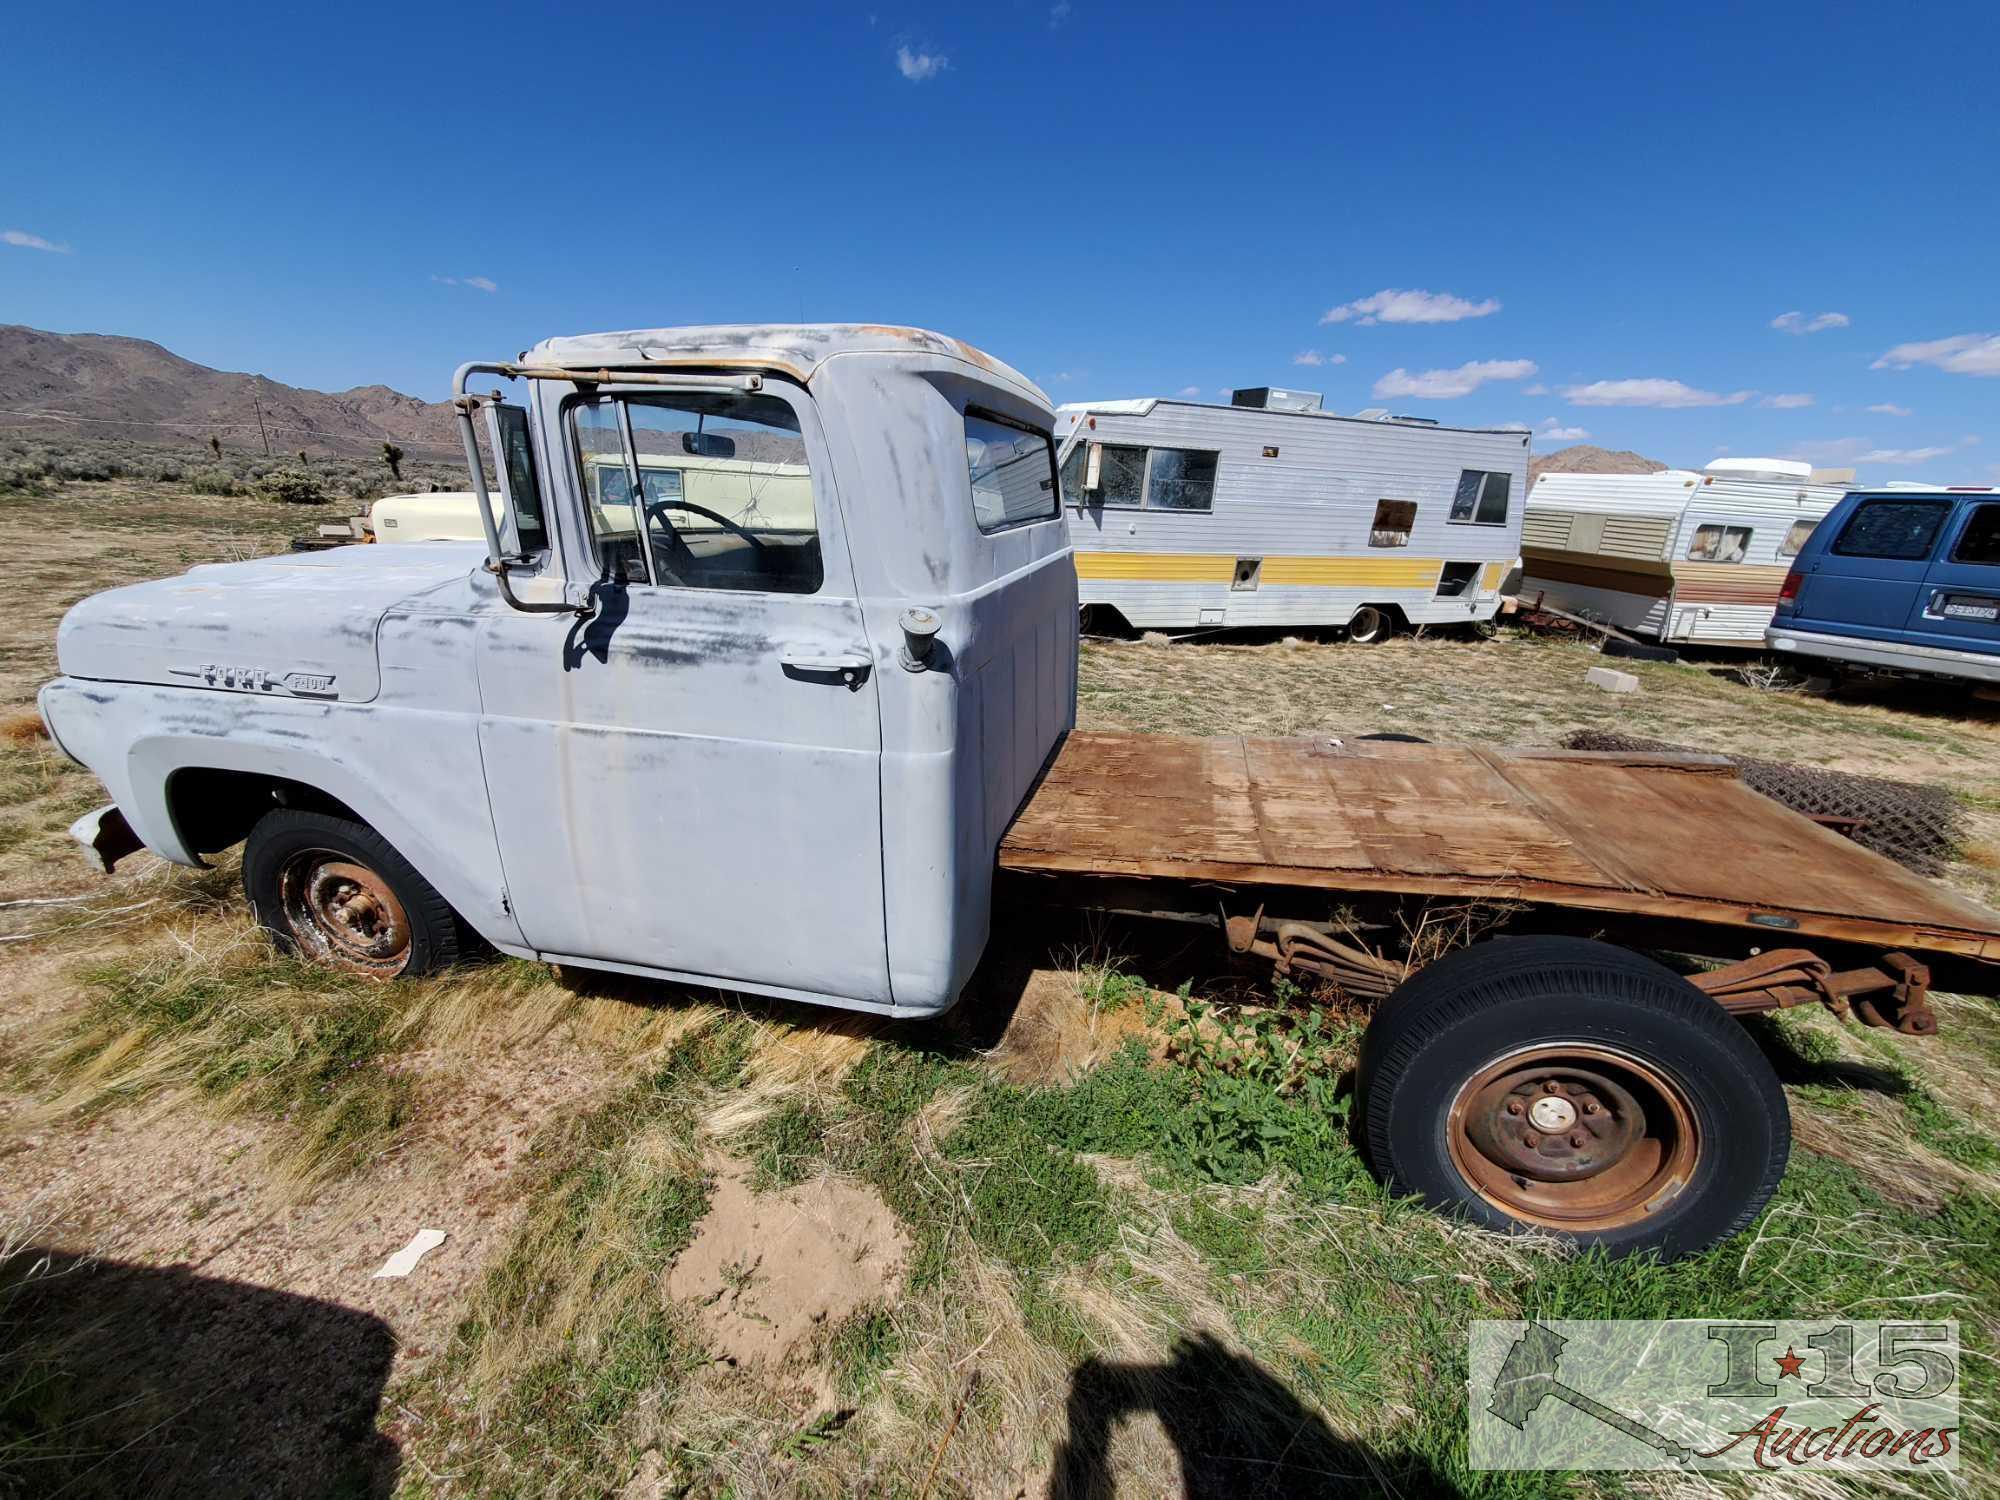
1445 1044 1699 1232
276 850 412 978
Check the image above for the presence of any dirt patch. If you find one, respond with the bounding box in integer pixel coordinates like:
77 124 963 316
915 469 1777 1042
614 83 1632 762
666 1162 908 1400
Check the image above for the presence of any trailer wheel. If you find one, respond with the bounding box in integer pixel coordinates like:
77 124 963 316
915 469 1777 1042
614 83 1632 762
1357 936 1788 1259
1347 606 1394 644
242 809 462 979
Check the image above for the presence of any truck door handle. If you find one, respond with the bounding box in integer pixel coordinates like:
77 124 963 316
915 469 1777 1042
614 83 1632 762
780 649 872 687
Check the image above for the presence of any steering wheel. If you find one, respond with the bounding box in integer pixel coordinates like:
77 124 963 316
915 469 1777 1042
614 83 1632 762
642 498 769 552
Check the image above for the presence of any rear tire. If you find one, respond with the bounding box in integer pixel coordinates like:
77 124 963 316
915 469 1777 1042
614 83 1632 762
1357 936 1788 1259
1347 605 1394 645
242 809 462 979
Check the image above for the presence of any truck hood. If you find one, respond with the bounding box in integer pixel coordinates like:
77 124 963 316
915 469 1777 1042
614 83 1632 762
56 541 488 704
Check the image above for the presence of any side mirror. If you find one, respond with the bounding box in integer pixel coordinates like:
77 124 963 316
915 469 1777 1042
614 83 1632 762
481 403 550 557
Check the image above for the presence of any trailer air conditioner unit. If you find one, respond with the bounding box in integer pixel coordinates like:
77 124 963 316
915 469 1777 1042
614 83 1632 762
1230 386 1323 412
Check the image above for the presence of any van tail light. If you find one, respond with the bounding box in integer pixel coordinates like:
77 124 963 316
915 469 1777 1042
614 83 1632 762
1778 569 1803 605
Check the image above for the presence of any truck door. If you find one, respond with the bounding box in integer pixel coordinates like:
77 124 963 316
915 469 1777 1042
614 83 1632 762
474 383 890 1003
1792 495 1953 642
1906 499 2000 653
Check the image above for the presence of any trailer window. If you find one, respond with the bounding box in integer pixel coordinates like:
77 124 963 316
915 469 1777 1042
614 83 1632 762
1950 504 2000 565
1147 448 1218 511
569 392 823 594
1777 518 1818 559
1449 470 1511 526
1088 445 1148 507
1370 499 1416 547
1687 524 1752 563
1831 500 1950 561
965 409 1059 531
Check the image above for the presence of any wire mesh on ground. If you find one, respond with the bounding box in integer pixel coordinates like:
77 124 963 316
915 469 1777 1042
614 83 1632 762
1559 730 1963 876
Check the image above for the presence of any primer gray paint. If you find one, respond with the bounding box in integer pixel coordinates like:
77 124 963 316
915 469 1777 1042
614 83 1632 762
42 325 1078 1017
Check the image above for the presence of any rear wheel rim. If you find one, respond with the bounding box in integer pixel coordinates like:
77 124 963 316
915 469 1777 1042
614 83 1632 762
1445 1043 1699 1232
1351 607 1385 643
276 849 413 978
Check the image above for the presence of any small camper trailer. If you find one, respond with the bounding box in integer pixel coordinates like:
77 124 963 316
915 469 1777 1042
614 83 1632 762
1519 458 1854 647
1052 390 1529 638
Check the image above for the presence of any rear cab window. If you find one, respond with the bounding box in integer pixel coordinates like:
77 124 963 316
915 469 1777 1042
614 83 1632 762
1831 499 1951 561
965 410 1060 531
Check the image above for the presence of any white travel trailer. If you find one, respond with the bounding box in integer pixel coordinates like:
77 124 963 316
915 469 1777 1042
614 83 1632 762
1519 458 1854 647
1052 389 1529 638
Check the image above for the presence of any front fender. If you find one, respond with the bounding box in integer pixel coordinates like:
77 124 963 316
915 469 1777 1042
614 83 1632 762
38 678 524 949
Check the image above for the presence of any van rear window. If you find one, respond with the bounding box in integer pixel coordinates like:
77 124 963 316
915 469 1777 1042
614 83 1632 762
1831 500 1950 561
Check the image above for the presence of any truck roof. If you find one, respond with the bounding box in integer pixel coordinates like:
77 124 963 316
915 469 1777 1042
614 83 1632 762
523 322 1043 396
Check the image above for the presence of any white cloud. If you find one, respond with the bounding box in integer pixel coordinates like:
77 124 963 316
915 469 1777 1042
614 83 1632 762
1175 385 1201 398
1048 1 1072 26
1372 359 1536 400
1562 378 1754 408
1855 445 1954 464
1785 435 1967 469
1771 310 1850 335
1867 402 1913 416
1759 392 1815 409
1496 422 1532 432
1321 288 1500 326
1872 333 2000 377
1050 370 1081 383
1540 421 1591 441
896 44 948 81
1522 383 1549 396
433 274 499 293
1291 350 1347 367
2 228 71 253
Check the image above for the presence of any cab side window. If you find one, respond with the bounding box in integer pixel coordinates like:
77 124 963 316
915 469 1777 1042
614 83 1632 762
569 392 824 594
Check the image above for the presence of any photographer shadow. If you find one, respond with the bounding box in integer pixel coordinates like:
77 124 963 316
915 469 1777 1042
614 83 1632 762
1050 1331 1461 1498
0 1246 398 1498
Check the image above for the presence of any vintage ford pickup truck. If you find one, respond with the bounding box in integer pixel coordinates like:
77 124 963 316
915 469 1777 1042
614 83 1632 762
38 324 2000 1258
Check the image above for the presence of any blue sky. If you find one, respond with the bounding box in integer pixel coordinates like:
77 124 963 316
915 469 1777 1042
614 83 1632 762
3 1 1996 478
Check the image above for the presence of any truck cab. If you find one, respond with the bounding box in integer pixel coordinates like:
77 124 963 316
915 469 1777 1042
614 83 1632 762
1769 485 2000 682
39 325 1078 1014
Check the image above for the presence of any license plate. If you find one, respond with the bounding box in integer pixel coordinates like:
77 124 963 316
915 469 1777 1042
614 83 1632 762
1942 597 1999 621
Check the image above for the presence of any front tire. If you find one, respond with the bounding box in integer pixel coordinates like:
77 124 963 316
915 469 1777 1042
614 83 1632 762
1357 937 1788 1259
242 809 462 979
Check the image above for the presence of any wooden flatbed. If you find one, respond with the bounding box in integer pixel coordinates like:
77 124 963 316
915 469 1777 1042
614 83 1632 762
1000 734 2000 987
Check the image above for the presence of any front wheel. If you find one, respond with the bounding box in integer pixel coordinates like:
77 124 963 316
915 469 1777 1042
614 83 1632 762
242 809 463 979
1356 936 1789 1259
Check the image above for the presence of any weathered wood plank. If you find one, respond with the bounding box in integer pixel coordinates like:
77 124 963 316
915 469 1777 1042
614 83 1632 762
999 733 2000 960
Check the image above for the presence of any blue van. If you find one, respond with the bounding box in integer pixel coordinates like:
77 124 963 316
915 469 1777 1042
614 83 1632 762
1769 487 2000 682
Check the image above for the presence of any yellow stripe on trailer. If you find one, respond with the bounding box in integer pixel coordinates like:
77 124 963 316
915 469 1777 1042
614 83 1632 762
1072 552 1238 582
1074 552 1446 588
